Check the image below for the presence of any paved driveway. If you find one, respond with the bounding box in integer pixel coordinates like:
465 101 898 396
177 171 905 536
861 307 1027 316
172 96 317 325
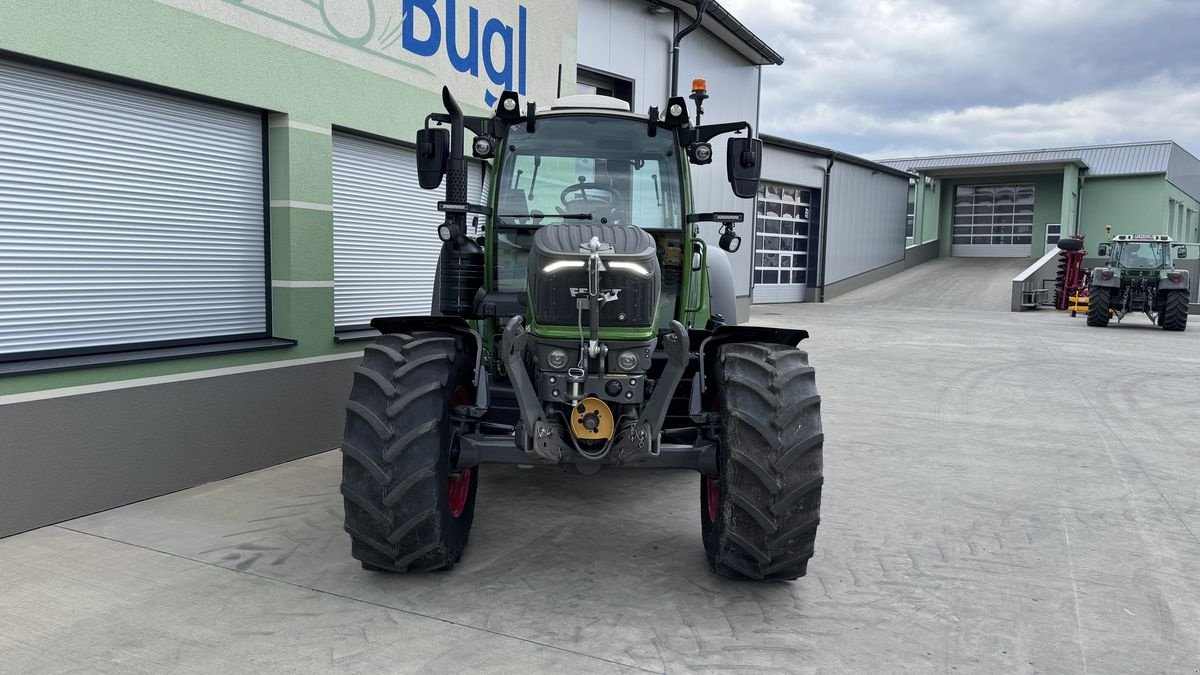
3 298 1199 673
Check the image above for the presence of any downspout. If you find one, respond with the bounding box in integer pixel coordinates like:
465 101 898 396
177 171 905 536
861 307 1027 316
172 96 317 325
670 0 713 97
817 157 833 302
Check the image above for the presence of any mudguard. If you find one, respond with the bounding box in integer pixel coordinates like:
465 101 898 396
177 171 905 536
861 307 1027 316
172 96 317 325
694 324 809 393
1159 269 1190 291
369 315 483 382
706 247 739 326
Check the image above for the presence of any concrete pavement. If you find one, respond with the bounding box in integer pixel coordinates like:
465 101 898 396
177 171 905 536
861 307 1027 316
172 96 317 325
3 279 1200 673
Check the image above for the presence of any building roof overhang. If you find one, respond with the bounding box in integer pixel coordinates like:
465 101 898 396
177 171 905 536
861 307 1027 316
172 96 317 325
647 0 784 66
907 159 1090 179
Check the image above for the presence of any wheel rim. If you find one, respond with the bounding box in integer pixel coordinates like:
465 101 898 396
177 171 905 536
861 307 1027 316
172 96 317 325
448 467 472 518
448 385 473 518
704 475 719 523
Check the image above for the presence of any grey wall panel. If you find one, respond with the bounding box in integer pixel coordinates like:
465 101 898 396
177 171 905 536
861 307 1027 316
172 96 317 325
904 241 941 269
678 30 762 297
762 144 827 189
0 357 357 537
823 161 909 284
576 0 674 112
1168 144 1200 204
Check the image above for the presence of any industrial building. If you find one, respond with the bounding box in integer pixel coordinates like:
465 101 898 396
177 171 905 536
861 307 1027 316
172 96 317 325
0 0 913 537
881 141 1200 260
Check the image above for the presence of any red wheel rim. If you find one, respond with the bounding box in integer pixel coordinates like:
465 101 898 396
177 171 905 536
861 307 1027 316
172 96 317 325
448 385 473 518
704 475 719 523
448 467 472 518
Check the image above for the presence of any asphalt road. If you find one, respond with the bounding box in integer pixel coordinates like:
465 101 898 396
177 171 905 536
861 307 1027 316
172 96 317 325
3 266 1199 673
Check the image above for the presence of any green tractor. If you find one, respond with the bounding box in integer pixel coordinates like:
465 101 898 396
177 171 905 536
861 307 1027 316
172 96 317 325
1088 234 1190 330
337 84 824 581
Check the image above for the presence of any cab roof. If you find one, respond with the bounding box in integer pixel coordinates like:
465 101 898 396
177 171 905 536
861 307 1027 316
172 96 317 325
1113 234 1172 242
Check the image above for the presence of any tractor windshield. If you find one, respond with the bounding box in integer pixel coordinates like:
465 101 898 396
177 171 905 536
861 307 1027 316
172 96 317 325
1116 242 1168 269
495 116 683 230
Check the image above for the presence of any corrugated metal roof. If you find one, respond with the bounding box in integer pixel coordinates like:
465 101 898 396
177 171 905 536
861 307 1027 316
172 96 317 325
877 141 1176 177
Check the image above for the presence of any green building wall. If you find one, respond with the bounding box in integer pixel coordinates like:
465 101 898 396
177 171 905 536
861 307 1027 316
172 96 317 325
933 173 1065 259
0 0 575 396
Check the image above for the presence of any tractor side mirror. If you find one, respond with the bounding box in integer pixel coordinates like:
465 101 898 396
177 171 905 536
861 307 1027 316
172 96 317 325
1177 246 1188 259
726 137 762 199
1097 243 1110 257
692 241 704 271
416 127 449 190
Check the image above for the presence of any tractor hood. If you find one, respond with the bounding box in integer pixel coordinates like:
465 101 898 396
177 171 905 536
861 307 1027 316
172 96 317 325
527 224 660 335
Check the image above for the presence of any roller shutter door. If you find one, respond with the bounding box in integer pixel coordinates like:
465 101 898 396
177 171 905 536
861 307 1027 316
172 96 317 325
951 184 1034 257
332 132 489 328
0 59 266 359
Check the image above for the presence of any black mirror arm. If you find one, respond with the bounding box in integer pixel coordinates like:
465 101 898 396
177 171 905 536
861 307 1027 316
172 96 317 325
695 121 753 144
427 112 491 139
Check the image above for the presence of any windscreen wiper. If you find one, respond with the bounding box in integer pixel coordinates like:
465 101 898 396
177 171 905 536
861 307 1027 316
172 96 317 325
499 213 593 220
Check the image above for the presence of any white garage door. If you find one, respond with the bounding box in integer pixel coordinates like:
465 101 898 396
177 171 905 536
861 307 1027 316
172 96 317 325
332 132 489 329
0 59 266 359
951 184 1034 257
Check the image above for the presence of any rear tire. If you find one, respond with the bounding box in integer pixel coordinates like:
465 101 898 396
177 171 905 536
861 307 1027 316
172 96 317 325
1087 287 1111 327
702 342 823 581
340 331 478 573
1162 289 1189 331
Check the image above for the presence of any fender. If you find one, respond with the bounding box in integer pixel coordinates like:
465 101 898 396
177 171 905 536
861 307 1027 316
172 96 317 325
694 324 809 393
1159 269 1190 291
1091 268 1121 288
369 315 483 385
706 247 739 326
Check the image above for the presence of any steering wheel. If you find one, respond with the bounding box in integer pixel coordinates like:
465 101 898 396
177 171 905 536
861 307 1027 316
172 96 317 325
559 180 623 221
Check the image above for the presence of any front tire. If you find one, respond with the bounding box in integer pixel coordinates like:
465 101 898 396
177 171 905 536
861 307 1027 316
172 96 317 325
702 342 824 581
340 332 478 573
1162 289 1189 331
1087 287 1111 327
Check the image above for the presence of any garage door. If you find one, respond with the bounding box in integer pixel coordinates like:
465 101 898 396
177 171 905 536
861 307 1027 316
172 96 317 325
951 184 1034 257
751 181 815 304
0 59 266 359
332 132 488 329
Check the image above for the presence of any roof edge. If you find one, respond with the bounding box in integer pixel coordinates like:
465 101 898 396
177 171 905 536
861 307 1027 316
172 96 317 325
762 134 914 179
649 0 784 66
876 139 1176 165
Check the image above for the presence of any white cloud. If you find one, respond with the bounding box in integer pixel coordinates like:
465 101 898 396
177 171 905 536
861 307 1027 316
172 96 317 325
721 0 1200 157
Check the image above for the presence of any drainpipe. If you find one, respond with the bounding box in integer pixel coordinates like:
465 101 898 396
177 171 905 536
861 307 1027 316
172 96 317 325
817 157 833 302
670 0 713 97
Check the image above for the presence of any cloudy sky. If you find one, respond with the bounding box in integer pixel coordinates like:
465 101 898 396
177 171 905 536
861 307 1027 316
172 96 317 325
721 0 1200 161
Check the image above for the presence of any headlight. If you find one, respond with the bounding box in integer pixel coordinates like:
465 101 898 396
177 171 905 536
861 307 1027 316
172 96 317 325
617 350 639 371
608 261 652 277
547 349 568 369
543 260 585 273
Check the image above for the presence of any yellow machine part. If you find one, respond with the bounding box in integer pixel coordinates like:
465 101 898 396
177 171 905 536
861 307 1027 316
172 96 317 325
1069 295 1089 313
569 396 614 441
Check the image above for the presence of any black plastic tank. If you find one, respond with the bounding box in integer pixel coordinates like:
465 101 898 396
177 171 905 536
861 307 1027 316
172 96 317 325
438 235 485 317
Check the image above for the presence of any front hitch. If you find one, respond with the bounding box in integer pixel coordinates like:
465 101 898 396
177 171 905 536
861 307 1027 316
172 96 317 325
501 315 569 462
615 320 689 463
